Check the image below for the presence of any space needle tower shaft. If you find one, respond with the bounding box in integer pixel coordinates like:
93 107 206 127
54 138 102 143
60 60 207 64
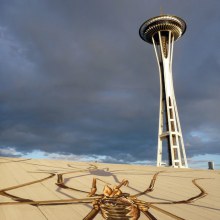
139 15 188 168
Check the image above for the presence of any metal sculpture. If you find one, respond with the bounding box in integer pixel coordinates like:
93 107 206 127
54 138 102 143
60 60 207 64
83 176 156 220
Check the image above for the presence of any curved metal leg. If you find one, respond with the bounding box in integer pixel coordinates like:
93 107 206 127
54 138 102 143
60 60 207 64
83 205 100 220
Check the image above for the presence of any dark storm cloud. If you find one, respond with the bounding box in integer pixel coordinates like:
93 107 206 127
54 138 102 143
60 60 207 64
0 0 220 163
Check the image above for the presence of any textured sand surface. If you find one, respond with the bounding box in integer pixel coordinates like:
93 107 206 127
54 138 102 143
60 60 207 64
0 157 219 219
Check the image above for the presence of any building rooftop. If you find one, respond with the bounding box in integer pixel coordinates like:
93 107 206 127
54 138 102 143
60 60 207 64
0 157 219 219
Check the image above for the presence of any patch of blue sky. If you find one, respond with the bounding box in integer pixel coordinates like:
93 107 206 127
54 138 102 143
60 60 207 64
23 150 48 159
188 154 220 169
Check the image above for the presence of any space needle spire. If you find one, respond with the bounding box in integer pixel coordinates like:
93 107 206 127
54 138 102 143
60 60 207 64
139 15 188 168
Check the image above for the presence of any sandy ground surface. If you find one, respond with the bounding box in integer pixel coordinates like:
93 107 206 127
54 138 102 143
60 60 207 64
0 157 219 220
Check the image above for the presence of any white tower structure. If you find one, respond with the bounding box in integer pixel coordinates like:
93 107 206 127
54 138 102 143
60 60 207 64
139 15 188 168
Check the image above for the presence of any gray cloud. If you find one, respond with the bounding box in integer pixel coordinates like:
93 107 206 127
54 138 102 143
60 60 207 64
0 0 219 164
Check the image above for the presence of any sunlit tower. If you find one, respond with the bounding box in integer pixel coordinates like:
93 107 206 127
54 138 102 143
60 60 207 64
139 15 188 168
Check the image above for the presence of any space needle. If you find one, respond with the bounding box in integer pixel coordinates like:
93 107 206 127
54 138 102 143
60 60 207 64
139 15 188 168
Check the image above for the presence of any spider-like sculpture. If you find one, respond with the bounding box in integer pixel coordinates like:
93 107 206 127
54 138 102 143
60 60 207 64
56 170 207 220
83 177 155 220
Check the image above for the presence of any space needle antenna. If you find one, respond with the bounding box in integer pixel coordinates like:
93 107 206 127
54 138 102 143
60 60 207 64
139 15 188 168
160 6 163 15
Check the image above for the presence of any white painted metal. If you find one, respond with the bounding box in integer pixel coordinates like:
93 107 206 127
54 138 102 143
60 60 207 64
139 15 188 168
152 31 188 168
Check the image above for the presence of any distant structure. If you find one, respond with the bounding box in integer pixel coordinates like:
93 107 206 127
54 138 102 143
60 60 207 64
208 161 214 170
139 15 188 168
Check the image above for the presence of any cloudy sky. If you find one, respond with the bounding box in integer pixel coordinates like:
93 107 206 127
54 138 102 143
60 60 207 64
0 0 219 169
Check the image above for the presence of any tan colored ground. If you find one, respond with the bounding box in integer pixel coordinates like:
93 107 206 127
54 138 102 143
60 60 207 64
0 157 219 220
